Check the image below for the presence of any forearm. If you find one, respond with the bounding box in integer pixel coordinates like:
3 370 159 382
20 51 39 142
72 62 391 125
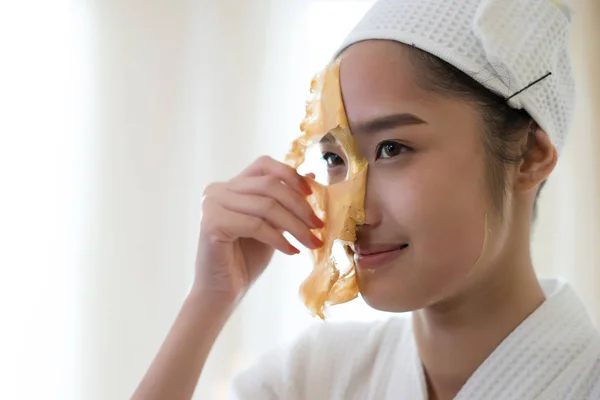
131 289 236 400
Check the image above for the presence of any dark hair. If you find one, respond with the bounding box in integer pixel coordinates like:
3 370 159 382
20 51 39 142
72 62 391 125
406 46 546 220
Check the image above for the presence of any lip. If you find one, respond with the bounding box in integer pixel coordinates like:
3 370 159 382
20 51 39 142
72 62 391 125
354 245 408 270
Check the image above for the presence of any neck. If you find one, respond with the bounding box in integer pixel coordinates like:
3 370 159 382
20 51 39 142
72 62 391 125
413 244 545 400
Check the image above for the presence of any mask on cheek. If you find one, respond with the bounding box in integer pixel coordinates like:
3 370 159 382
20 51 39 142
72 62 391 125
285 58 368 319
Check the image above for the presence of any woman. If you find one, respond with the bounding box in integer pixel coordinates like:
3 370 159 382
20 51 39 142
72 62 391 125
133 0 600 399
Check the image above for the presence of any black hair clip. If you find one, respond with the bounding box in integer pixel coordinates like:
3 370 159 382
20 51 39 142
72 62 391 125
506 72 553 102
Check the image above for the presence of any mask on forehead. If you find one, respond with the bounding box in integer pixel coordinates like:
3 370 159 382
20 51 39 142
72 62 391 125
285 58 368 319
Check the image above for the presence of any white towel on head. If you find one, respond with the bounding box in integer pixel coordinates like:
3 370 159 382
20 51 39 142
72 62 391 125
333 0 574 153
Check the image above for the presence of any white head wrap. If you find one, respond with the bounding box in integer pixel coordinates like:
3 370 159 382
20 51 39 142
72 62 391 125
333 0 574 153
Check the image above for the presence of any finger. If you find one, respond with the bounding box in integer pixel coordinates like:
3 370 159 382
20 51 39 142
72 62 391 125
202 181 224 197
237 156 312 197
228 176 324 229
218 191 323 250
203 202 299 255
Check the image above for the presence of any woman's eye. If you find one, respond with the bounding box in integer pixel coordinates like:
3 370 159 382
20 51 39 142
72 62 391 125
376 141 411 160
322 152 345 167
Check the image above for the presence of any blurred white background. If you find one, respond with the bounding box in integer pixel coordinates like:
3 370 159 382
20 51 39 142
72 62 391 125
0 0 598 399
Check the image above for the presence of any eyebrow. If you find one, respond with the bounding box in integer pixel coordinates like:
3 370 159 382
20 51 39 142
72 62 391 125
353 113 426 135
319 133 336 144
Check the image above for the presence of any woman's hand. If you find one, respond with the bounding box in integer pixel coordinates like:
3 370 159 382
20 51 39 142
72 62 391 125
195 155 324 302
132 157 323 400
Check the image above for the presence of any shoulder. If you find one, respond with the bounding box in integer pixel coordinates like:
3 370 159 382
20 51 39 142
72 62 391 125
229 316 412 399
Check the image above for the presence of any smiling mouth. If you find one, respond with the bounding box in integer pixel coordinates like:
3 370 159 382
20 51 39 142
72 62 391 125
357 243 409 256
352 243 409 270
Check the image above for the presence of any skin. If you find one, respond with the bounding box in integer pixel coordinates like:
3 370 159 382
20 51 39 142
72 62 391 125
133 41 557 400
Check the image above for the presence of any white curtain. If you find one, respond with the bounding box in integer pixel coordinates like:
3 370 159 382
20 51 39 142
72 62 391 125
0 1 597 399
0 1 92 399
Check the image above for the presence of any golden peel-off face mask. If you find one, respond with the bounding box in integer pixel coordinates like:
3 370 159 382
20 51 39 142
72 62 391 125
285 58 368 319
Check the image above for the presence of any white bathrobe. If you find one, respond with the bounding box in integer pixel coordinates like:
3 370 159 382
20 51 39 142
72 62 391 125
230 280 600 399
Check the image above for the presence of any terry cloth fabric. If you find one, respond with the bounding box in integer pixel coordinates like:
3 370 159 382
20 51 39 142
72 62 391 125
332 0 574 154
230 279 600 399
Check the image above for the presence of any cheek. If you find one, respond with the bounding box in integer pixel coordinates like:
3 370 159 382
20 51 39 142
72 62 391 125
381 152 489 275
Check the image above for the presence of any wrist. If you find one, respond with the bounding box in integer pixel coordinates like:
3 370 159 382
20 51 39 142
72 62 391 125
186 285 241 317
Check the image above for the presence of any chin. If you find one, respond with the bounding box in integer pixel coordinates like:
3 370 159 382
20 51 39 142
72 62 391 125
357 275 431 313
360 294 420 313
357 268 467 313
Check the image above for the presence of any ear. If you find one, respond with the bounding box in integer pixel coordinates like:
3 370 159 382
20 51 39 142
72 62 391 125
514 126 557 193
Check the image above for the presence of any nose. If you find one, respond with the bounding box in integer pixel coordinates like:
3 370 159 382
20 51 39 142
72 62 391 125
361 169 382 227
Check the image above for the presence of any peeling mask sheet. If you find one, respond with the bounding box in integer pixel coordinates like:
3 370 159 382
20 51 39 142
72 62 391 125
285 59 368 319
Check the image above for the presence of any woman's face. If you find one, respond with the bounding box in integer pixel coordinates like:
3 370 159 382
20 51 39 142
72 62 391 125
331 41 506 312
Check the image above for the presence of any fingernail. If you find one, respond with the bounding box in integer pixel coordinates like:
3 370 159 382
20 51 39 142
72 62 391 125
300 180 312 196
311 235 324 248
305 173 316 179
289 245 300 254
310 214 325 229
